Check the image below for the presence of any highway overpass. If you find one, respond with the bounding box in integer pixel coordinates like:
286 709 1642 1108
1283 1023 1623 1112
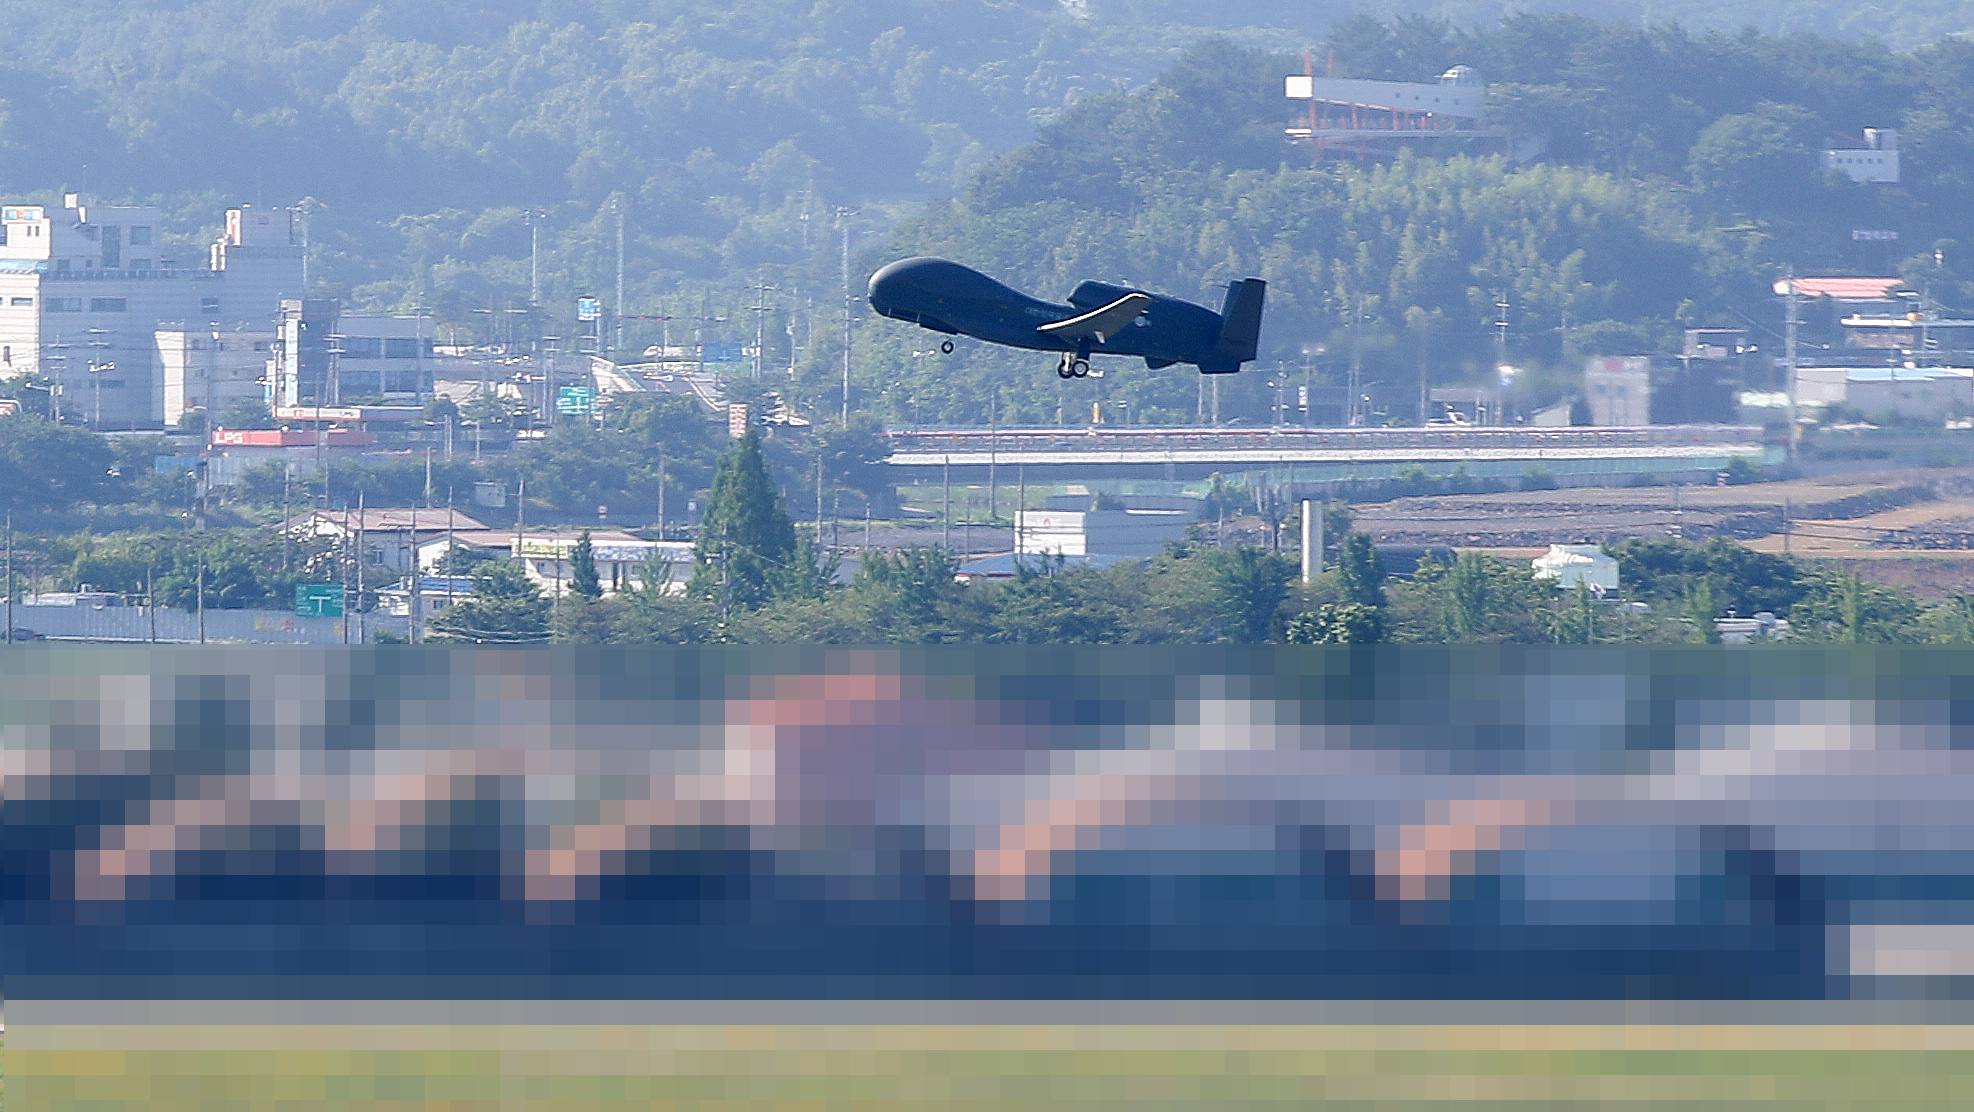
882 425 1774 484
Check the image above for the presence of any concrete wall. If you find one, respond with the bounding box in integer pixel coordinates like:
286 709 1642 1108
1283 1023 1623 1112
6 603 410 644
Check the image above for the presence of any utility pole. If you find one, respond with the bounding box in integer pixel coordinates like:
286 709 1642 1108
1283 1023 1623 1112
1783 267 1800 462
1349 293 1367 426
750 283 776 379
613 199 625 355
281 463 292 574
408 503 419 645
656 448 666 540
987 388 998 522
355 490 366 645
837 208 858 422
525 207 543 306
4 512 11 644
1494 290 1511 427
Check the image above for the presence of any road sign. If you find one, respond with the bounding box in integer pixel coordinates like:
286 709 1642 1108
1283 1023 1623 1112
556 385 595 414
576 297 601 321
701 341 745 363
295 584 344 618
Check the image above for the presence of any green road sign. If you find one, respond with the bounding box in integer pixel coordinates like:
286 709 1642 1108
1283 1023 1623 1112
295 584 345 618
556 385 595 414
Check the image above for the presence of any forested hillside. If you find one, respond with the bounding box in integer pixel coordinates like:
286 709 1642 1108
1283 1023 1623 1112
844 18 1974 426
0 0 1299 316
7 2 1974 425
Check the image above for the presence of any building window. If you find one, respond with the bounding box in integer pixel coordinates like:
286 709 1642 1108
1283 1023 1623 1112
54 258 68 271
45 297 82 312
252 341 268 352
132 259 152 270
9 297 30 306
200 297 219 314
89 297 126 312
384 337 421 359
340 336 382 359
129 226 152 245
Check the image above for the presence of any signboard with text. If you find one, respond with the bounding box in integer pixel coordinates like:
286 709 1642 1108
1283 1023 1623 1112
294 584 344 619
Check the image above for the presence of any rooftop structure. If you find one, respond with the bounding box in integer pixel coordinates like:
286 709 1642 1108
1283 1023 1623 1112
1821 128 1899 183
1284 64 1501 160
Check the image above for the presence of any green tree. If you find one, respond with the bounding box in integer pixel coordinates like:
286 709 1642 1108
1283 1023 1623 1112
845 547 968 642
981 559 1129 643
569 531 602 599
1687 102 1825 218
1792 568 1925 643
428 563 551 644
815 415 897 515
1684 578 1722 644
1335 533 1388 609
691 431 802 610
1205 545 1295 643
215 397 274 430
553 594 619 643
1285 602 1383 644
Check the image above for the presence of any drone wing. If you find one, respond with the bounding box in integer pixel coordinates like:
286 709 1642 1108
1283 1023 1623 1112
1037 292 1152 343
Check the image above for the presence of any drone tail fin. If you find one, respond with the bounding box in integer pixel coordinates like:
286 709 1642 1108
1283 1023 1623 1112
1211 278 1266 365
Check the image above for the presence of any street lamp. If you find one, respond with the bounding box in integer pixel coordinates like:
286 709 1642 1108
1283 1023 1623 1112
87 359 115 428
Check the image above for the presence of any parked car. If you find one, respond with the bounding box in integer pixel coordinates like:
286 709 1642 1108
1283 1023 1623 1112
6 627 45 641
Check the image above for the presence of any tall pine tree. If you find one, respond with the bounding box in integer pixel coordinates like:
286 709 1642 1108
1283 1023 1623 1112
569 531 603 599
692 431 800 610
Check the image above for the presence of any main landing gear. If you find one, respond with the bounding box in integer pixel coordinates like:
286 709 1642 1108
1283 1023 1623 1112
1055 343 1092 378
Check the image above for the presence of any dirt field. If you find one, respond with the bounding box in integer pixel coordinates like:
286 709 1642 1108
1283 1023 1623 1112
1352 468 1974 597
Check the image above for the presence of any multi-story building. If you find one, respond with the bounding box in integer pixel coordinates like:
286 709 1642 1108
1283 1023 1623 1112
0 195 302 428
271 299 435 408
157 327 275 427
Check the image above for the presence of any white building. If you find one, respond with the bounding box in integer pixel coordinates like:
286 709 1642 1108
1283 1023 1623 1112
1793 365 1974 420
511 532 694 596
0 197 302 427
1821 129 1899 184
1531 544 1619 593
414 529 695 596
1583 356 1652 426
1015 509 1190 557
158 327 275 427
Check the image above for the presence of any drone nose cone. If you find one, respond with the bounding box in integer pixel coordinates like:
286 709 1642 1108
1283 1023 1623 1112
867 256 949 313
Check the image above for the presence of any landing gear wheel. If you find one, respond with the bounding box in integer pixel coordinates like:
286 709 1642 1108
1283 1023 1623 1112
940 340 955 354
1057 362 1075 379
1071 358 1090 378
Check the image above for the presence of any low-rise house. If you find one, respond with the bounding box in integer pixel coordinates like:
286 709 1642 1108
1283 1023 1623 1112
284 508 488 576
417 529 694 596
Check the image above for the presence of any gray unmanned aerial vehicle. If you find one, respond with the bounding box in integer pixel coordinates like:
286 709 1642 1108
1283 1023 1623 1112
868 257 1265 379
